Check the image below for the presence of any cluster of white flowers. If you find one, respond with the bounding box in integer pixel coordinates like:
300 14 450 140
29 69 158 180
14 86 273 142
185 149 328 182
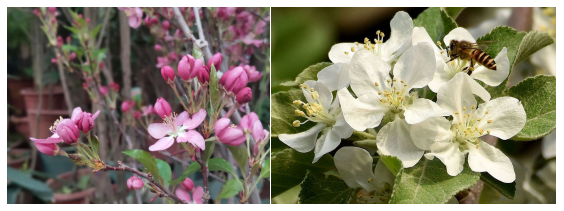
279 11 526 191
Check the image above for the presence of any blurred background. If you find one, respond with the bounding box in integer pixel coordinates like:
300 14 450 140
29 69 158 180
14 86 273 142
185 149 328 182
7 7 270 204
271 7 555 204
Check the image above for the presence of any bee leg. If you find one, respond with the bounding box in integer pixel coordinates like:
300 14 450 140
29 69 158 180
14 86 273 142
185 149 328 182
446 56 458 63
467 59 475 75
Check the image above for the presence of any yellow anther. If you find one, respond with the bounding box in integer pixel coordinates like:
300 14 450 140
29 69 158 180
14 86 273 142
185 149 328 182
396 91 400 95
400 80 405 83
477 118 482 122
354 42 359 46
487 120 493 124
311 91 319 99
344 51 349 55
487 130 491 134
299 84 303 89
471 105 476 110
374 82 379 87
393 78 397 82
293 100 303 105
295 110 306 117
303 85 308 89
380 32 385 37
404 103 408 107
455 111 460 115
310 88 314 92
463 106 467 111
404 84 408 87
380 99 386 103
292 120 300 127
459 121 462 125
351 47 356 52
387 79 391 83
368 178 374 183
485 111 489 114
378 91 383 95
437 41 442 46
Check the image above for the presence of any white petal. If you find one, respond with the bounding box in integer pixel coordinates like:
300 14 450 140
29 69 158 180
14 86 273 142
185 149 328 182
279 123 325 153
464 72 491 102
317 63 349 91
426 142 466 176
328 43 356 63
471 47 509 86
410 116 453 150
474 97 526 140
376 119 423 168
383 11 414 56
444 27 476 46
393 42 437 90
313 128 340 163
404 98 450 124
412 27 445 91
348 50 391 97
335 147 376 192
332 111 354 139
302 80 332 109
338 89 388 131
71 107 83 120
437 73 488 121
374 158 396 185
467 141 516 183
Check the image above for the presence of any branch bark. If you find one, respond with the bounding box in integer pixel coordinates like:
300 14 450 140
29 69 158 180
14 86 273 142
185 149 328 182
172 7 212 61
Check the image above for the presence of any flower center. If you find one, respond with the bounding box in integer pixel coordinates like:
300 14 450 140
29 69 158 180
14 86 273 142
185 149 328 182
49 116 64 133
163 112 182 136
376 78 409 113
450 105 493 149
344 30 386 57
356 178 392 204
292 84 336 127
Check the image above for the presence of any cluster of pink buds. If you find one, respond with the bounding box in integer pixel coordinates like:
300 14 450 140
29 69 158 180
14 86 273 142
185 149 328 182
175 178 204 204
127 176 144 190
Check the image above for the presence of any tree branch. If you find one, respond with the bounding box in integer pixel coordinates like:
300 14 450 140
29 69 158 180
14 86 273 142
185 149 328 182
172 7 212 61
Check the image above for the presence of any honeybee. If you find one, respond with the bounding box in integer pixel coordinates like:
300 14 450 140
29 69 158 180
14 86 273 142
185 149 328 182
446 40 496 75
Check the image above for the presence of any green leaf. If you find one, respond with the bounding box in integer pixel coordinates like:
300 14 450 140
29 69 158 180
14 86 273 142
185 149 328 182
280 62 332 87
156 159 172 187
170 163 201 186
77 142 96 159
514 31 555 66
481 172 515 199
505 75 556 141
91 24 102 38
413 7 458 43
62 44 78 52
379 154 403 175
208 158 236 177
271 89 316 137
299 171 355 204
7 166 53 201
208 65 220 112
68 153 94 167
7 186 20 204
441 7 465 20
259 158 270 179
204 141 215 165
217 178 244 199
271 148 335 197
415 86 436 101
193 47 204 61
226 145 249 174
91 135 100 157
123 149 161 182
389 159 480 204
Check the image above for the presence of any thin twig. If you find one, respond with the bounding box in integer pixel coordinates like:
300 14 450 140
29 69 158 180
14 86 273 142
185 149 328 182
95 7 112 49
172 7 212 61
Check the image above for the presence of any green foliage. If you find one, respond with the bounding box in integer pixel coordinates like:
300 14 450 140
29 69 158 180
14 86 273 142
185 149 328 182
413 7 458 43
226 145 249 173
91 135 100 157
204 141 215 165
193 47 204 61
170 163 201 186
7 167 53 202
415 86 436 101
208 158 236 177
217 178 244 199
208 65 220 113
389 159 480 204
481 172 515 199
441 7 465 19
379 154 403 175
514 31 555 66
505 75 556 141
259 158 271 180
280 62 332 87
122 149 161 182
271 148 334 197
299 171 355 204
155 159 172 187
271 89 316 137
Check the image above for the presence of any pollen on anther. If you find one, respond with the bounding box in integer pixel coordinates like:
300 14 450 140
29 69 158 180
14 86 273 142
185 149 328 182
485 111 489 114
487 130 491 134
344 51 349 55
368 178 374 183
351 47 356 52
374 82 379 87
310 88 314 92
292 120 300 127
471 105 476 110
378 91 383 95
404 84 408 87
487 120 493 124
299 84 303 89
400 80 405 83
463 107 467 111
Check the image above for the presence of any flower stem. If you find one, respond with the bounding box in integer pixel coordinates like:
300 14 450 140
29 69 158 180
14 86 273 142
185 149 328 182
172 85 190 112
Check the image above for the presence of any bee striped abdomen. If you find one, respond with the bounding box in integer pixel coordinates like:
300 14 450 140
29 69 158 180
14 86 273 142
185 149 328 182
473 49 497 70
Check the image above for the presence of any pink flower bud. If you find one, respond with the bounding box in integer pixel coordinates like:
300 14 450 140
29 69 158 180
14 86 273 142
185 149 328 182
127 176 144 190
154 44 162 51
73 110 100 133
56 119 80 144
57 36 63 47
160 65 176 84
51 58 58 64
207 52 223 70
86 18 90 23
197 66 210 85
66 36 71 43
48 7 57 14
181 178 194 192
98 86 109 96
235 87 252 105
33 9 41 17
82 83 88 89
154 97 172 119
133 111 142 120
99 61 105 70
214 118 245 146
178 56 194 81
162 20 170 30
121 100 135 113
78 14 83 19
219 67 248 94
141 105 154 116
251 120 265 144
240 112 259 133
169 51 178 61
35 142 60 156
109 82 120 92
69 52 76 61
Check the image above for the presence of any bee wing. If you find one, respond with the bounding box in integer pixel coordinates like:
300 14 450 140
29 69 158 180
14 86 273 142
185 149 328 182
475 40 498 50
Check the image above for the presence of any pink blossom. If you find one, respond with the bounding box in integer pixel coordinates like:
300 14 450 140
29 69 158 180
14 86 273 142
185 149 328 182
242 64 262 82
160 65 176 84
192 186 203 204
156 56 170 68
35 142 60 156
154 44 162 51
168 51 178 61
33 9 41 17
133 111 142 120
240 112 259 133
71 107 101 133
235 87 253 105
181 177 194 192
141 105 154 116
118 7 143 28
162 20 170 31
219 66 248 94
216 7 236 21
253 129 269 155
154 98 172 119
69 52 76 61
121 100 135 113
214 118 245 146
98 86 109 96
197 66 210 85
56 119 80 144
207 52 223 70
178 55 195 81
175 188 192 203
109 82 120 92
147 109 207 151
127 176 144 190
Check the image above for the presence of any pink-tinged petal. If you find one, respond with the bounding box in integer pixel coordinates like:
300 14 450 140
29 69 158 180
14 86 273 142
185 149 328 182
147 123 172 139
251 120 264 142
181 130 205 150
175 188 192 203
31 136 63 144
175 111 189 128
92 110 100 120
214 118 231 135
183 109 207 129
149 136 175 151
71 107 83 120
192 186 204 204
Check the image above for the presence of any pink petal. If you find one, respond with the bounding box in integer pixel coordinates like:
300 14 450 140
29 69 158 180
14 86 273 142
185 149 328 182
192 186 203 204
92 110 100 120
182 130 205 150
214 118 231 135
149 136 175 151
176 111 189 128
71 107 82 120
175 188 192 203
147 123 171 139
183 109 207 129
251 120 264 142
